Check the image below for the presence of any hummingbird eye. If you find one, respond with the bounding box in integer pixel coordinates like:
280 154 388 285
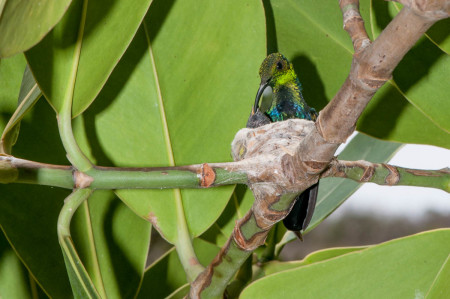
276 61 283 70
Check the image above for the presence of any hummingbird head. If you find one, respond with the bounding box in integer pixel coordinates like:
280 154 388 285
253 53 296 114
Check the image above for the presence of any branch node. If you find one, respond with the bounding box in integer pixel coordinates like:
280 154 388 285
199 163 215 187
340 0 371 52
73 171 94 189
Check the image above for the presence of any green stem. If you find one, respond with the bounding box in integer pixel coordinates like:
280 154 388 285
174 189 205 283
89 167 246 189
57 188 100 298
2 156 449 193
0 156 248 189
57 0 92 173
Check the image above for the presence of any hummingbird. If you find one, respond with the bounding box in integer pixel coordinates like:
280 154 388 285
247 53 319 240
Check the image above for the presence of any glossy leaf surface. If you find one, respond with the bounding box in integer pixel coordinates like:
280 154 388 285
26 0 152 116
0 0 72 57
242 229 450 298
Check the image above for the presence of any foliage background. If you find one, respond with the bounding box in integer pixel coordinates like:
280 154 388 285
0 0 448 298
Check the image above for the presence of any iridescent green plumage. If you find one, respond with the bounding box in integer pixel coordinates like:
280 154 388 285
248 53 318 238
254 53 317 122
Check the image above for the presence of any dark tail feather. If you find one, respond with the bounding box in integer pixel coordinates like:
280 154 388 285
282 182 319 234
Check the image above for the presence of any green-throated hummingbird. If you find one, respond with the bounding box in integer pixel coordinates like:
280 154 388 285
247 53 319 240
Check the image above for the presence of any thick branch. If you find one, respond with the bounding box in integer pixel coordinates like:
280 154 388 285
323 159 450 192
317 0 447 146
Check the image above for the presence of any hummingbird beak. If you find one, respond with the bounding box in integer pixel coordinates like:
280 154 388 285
253 80 270 115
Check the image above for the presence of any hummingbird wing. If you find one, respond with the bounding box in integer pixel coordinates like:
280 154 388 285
246 110 271 128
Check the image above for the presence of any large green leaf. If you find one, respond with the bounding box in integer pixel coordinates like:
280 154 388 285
72 0 266 243
0 184 72 298
258 246 366 278
25 0 152 117
142 0 265 238
269 0 449 148
0 0 73 57
241 229 450 298
0 55 27 129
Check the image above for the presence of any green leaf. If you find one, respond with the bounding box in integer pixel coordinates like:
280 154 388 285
71 191 151 298
0 0 73 57
270 0 449 148
426 254 450 298
363 1 450 135
136 238 219 299
259 246 366 277
0 184 72 298
426 18 450 54
0 230 32 299
72 0 266 243
241 229 450 298
166 284 190 299
25 0 153 117
0 55 27 130
1 65 42 154
276 133 402 247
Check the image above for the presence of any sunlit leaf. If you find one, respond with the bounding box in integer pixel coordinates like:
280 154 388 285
258 246 366 278
242 229 450 298
0 0 73 57
425 253 450 298
26 0 152 117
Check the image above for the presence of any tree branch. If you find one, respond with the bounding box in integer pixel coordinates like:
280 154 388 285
322 159 450 192
0 155 248 189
